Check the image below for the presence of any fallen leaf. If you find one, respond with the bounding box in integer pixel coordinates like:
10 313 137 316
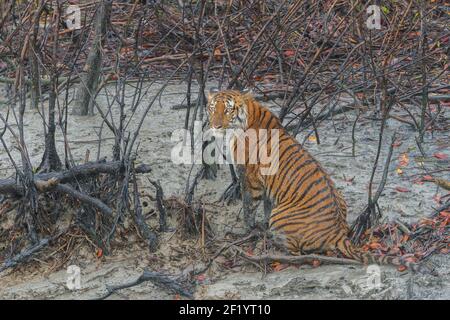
401 234 409 242
356 92 365 100
271 261 289 272
433 194 442 203
395 187 410 193
107 73 118 81
195 274 206 282
404 256 418 263
440 211 450 218
399 153 409 166
96 248 103 258
213 48 222 61
312 259 321 268
397 265 407 272
284 49 295 57
368 242 382 249
419 218 435 226
433 153 448 160
396 168 403 175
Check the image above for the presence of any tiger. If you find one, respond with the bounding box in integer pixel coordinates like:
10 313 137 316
206 88 430 273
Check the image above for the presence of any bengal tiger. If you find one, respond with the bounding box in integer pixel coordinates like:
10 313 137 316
206 88 429 273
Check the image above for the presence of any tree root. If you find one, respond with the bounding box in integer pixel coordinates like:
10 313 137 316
97 269 194 300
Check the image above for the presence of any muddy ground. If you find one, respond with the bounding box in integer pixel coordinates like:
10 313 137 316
0 82 448 299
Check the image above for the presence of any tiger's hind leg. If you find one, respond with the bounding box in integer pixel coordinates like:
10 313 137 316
266 228 300 255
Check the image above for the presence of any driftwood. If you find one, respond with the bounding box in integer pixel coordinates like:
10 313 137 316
0 161 152 196
0 161 151 219
97 269 194 300
55 183 113 216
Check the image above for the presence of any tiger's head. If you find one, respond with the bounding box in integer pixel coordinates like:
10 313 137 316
206 89 249 136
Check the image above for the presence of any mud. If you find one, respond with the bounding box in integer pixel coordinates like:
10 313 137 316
0 82 448 299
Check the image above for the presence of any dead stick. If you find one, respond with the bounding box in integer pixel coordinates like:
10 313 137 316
0 161 151 196
97 269 193 300
55 184 113 216
235 247 361 266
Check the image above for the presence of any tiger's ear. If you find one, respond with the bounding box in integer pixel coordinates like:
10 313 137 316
208 87 219 101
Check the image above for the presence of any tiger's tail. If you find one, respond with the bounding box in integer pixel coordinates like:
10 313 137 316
336 237 437 275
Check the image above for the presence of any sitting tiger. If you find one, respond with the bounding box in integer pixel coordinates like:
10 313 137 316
207 88 427 273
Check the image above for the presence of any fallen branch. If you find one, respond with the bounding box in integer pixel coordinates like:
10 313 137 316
235 247 361 266
0 238 50 274
97 269 194 300
429 200 450 218
55 183 113 216
0 161 152 196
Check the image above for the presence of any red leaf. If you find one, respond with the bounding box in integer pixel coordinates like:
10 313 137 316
312 259 321 268
195 274 206 282
368 242 382 249
398 153 409 166
272 261 289 272
433 195 442 203
433 153 448 160
440 210 450 218
284 50 295 57
395 187 410 193
397 265 407 272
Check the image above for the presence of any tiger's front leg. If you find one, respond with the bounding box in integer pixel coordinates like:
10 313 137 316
238 164 265 232
237 165 255 231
